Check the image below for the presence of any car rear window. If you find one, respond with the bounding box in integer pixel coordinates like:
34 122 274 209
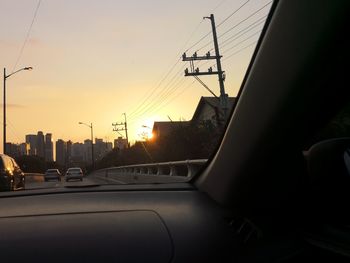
69 169 81 172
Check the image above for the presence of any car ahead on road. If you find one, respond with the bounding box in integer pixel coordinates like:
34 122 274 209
0 154 25 191
44 169 61 182
65 167 84 182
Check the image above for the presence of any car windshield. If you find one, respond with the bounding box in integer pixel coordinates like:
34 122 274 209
68 169 81 173
1 0 272 192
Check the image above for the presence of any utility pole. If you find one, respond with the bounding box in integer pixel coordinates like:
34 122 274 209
3 68 6 154
112 113 129 148
182 14 228 122
3 66 33 154
78 122 95 169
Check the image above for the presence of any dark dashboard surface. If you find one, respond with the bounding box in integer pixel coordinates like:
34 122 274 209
0 185 236 262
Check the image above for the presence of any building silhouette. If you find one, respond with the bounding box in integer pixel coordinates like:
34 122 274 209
45 133 53 162
36 131 45 158
83 139 93 164
114 137 128 150
5 143 29 158
66 140 72 166
191 96 236 126
25 134 37 155
56 139 66 166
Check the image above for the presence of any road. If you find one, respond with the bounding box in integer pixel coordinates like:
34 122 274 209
24 174 119 190
24 172 188 190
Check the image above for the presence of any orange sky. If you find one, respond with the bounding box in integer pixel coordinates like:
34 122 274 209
0 0 272 152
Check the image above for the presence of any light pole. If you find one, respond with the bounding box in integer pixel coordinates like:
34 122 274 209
3 67 33 154
141 125 153 141
78 122 94 169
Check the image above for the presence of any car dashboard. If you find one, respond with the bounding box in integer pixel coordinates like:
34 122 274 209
0 184 237 263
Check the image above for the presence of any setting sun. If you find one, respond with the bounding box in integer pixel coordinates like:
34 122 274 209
135 119 154 141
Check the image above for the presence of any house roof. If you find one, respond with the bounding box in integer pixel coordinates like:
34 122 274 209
191 96 236 123
151 96 236 139
152 121 189 138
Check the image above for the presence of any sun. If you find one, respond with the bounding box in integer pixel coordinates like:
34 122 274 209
135 119 154 141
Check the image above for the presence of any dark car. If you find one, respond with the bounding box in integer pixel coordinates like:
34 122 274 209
65 167 83 182
44 169 61 182
0 154 25 191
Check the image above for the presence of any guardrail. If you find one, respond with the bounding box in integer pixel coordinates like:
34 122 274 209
94 159 208 178
24 173 44 177
24 173 45 183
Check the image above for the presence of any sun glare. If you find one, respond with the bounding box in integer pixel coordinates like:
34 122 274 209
135 119 154 141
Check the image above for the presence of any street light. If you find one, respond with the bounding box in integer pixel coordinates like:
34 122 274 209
3 67 33 154
78 122 94 169
141 125 153 140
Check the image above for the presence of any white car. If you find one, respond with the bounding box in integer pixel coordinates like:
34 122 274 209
65 167 83 182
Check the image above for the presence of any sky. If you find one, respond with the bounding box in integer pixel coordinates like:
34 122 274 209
0 0 272 152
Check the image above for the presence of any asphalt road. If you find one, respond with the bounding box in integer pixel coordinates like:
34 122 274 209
24 172 189 190
24 174 117 190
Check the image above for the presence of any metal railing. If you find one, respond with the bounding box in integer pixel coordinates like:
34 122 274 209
94 159 208 178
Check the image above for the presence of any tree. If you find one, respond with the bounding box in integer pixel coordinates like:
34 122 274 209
95 120 225 169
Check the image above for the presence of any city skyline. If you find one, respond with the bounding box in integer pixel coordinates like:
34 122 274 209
6 130 120 163
0 0 272 153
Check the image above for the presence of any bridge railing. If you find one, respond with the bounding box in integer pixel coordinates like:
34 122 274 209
93 159 208 178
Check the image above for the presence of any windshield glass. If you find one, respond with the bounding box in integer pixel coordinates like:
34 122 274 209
1 0 272 192
67 168 81 173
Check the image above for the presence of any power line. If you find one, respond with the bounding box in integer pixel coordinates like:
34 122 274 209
128 75 188 123
184 0 251 53
128 64 186 120
221 30 261 54
218 15 266 47
127 18 206 119
152 80 197 115
207 40 258 70
12 0 42 73
6 119 22 143
145 76 188 113
127 1 256 124
196 15 267 53
212 0 228 12
184 32 212 53
128 76 190 123
127 57 181 119
223 41 258 61
133 79 197 122
216 0 250 28
219 1 272 39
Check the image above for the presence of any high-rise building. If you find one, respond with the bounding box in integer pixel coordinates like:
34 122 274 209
5 142 29 158
71 143 84 162
25 134 37 155
66 140 72 166
45 133 53 162
19 143 29 156
83 139 92 164
114 137 128 150
106 142 113 152
95 138 104 160
36 131 45 158
56 139 66 166
5 143 19 158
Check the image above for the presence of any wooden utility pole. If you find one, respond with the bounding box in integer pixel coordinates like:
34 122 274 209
112 113 129 148
183 14 228 119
